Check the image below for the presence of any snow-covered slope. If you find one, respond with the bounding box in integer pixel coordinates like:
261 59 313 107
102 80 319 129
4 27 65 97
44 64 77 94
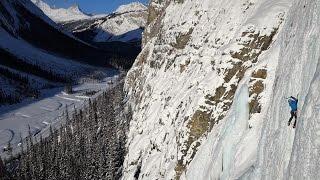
95 2 147 42
92 9 146 43
31 0 90 22
61 2 148 43
120 0 320 179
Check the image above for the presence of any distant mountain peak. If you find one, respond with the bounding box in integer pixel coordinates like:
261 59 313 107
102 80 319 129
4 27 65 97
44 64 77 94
115 2 147 13
31 0 90 22
68 3 91 16
68 3 81 12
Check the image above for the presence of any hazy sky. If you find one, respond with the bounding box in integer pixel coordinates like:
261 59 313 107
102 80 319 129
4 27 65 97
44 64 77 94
43 0 149 14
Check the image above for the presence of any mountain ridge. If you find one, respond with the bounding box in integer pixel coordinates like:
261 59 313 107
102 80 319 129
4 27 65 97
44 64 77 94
31 0 147 55
31 0 90 22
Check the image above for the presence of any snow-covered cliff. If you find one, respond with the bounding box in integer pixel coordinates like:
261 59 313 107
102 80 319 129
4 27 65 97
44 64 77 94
122 0 320 179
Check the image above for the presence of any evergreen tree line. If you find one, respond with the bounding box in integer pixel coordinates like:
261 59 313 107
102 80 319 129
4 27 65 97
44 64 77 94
109 55 136 70
0 158 10 179
2 80 131 180
0 88 20 105
0 66 29 84
0 48 70 83
0 66 40 105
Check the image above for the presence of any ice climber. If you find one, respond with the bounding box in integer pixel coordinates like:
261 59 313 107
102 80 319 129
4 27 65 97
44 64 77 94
288 96 298 128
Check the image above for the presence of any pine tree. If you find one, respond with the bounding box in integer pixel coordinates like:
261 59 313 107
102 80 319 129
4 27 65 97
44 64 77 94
4 80 129 179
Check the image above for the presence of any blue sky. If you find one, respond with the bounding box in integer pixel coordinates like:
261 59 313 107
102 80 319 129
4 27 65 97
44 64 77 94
43 0 149 14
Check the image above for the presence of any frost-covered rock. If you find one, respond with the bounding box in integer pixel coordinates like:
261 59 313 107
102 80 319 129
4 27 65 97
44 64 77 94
121 0 311 179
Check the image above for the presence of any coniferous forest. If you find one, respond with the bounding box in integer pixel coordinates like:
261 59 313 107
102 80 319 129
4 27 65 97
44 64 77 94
1 80 131 180
0 66 40 105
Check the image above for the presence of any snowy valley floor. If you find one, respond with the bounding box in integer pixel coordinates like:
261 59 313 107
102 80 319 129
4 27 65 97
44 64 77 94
0 70 119 157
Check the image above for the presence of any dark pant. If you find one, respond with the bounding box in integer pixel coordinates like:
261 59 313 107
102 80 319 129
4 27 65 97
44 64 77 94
289 111 297 126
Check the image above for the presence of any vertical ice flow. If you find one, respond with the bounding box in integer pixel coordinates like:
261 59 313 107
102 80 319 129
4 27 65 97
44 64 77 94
221 84 249 179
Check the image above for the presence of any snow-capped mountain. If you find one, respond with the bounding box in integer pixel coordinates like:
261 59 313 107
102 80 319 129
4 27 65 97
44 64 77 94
122 0 320 179
93 2 147 43
115 2 147 14
60 2 148 43
0 0 113 104
31 0 90 22
31 0 147 51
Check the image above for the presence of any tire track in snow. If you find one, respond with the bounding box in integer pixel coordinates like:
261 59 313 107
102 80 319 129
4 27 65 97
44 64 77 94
39 101 62 112
0 129 14 146
15 112 31 118
55 95 82 102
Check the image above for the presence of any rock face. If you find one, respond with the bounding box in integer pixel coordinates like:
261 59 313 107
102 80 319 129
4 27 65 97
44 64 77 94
122 0 320 179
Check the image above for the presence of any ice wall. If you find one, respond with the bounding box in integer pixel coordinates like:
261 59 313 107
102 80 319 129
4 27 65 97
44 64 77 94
247 0 320 179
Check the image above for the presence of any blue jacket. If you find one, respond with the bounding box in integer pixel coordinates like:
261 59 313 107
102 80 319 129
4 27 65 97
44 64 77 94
288 96 298 111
